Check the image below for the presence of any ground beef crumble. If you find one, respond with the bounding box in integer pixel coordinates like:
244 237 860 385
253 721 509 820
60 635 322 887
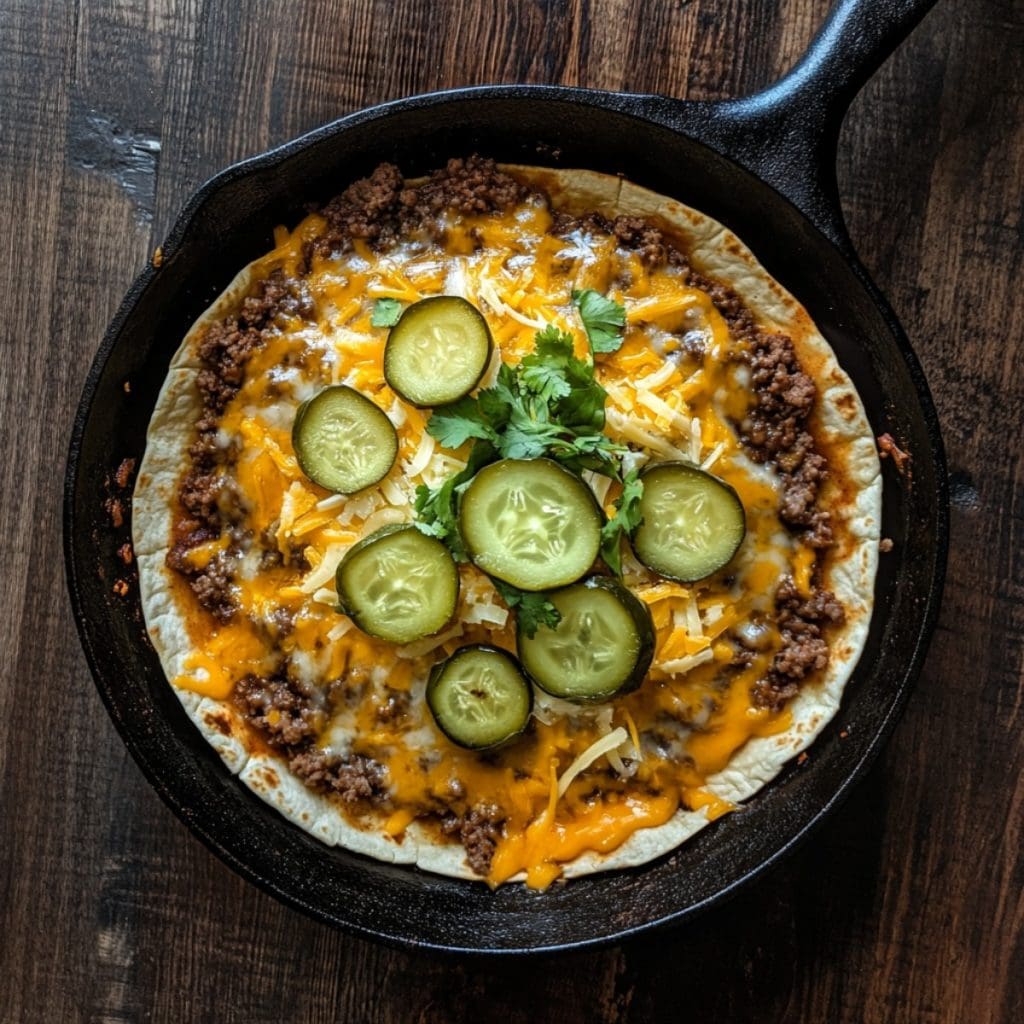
234 673 388 805
313 155 535 259
744 334 832 546
441 804 505 876
288 750 388 803
235 673 322 747
753 578 846 711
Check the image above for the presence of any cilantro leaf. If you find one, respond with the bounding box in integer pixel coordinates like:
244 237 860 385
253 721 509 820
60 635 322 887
572 289 626 354
489 362 520 405
426 396 497 448
520 360 572 403
500 419 560 460
556 380 607 431
371 297 403 327
532 324 575 360
413 476 465 559
521 327 589 410
492 579 561 637
477 365 517 428
599 470 644 576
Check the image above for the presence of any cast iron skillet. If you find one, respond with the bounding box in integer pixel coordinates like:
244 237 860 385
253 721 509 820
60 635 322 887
65 0 948 954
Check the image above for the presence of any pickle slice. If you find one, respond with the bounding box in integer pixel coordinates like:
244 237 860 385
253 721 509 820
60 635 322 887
459 458 603 591
427 645 532 750
384 296 493 407
517 577 655 703
336 525 458 644
292 385 398 494
632 462 746 582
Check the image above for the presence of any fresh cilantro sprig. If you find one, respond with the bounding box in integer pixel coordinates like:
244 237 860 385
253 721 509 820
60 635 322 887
426 325 627 478
492 579 560 638
599 469 644 577
371 297 403 327
572 289 626 355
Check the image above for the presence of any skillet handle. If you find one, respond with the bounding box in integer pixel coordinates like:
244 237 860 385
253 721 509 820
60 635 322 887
654 0 938 249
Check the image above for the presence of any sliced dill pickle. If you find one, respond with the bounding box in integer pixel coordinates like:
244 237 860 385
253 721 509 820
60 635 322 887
632 462 746 582
459 458 603 591
384 296 493 407
292 385 398 494
427 645 532 750
336 525 458 644
517 576 655 703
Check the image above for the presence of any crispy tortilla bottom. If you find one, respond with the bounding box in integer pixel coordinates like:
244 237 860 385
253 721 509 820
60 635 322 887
133 167 881 881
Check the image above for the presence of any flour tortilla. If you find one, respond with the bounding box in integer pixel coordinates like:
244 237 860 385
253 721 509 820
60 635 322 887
133 166 881 881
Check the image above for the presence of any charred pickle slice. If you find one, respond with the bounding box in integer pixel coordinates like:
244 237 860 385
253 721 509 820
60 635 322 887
427 645 533 750
384 296 493 407
292 385 398 494
459 458 602 591
632 462 746 582
336 525 458 644
517 576 655 703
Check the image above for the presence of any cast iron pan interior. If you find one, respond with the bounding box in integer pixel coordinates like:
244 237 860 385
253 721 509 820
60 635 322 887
64 0 947 953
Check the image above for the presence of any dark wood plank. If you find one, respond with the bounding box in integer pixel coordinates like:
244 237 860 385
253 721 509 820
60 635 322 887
0 0 1021 1021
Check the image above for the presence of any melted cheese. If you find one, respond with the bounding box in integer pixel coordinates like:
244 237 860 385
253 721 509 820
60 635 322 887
174 622 275 699
170 194 821 889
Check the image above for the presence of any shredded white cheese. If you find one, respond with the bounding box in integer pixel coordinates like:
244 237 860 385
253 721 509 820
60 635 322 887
702 603 725 627
356 506 409 538
557 727 628 797
686 593 703 638
396 625 464 659
505 305 546 330
476 277 506 316
620 449 649 476
582 470 613 506
326 618 354 642
336 488 384 525
403 432 435 478
443 258 469 299
635 359 677 392
419 452 468 489
300 543 350 594
478 341 504 388
689 417 703 463
701 441 727 471
315 493 345 513
386 398 407 429
606 744 638 779
658 647 715 676
605 408 690 460
380 476 409 507
532 691 584 726
461 602 509 627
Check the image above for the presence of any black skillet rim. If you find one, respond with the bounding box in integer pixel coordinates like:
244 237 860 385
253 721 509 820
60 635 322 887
64 83 949 955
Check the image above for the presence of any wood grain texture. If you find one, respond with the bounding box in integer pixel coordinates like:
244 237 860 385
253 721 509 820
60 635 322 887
1 0 1021 1020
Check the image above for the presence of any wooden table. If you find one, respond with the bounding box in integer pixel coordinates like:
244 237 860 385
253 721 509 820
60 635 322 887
3 0 1021 1020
